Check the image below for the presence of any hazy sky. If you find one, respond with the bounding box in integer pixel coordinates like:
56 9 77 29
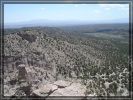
4 4 129 23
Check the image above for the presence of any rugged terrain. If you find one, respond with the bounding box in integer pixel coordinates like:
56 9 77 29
3 24 130 98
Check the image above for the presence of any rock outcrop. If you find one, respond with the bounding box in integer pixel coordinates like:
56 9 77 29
32 80 87 97
4 64 32 97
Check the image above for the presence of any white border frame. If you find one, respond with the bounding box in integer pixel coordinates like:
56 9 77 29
0 0 132 100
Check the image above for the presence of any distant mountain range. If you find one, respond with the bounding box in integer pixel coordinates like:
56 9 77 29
4 18 128 28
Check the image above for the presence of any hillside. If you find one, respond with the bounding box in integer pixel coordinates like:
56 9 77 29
3 25 130 98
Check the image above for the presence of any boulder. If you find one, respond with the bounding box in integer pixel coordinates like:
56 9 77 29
32 83 58 97
49 82 86 96
53 80 71 88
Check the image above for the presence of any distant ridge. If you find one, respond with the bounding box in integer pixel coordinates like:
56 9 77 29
4 18 128 29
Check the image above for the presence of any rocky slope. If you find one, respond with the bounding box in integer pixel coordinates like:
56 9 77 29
3 27 130 98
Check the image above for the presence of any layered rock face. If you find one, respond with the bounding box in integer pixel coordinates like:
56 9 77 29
3 27 130 98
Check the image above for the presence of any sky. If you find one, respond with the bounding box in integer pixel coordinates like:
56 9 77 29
4 4 129 24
